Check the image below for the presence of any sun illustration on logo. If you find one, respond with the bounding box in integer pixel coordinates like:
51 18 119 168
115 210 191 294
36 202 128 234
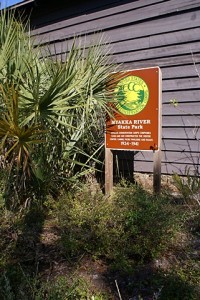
115 75 149 115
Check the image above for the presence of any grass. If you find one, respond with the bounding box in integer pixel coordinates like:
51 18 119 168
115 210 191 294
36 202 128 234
0 181 199 299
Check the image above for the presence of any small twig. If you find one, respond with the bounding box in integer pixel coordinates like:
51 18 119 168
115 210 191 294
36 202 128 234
115 279 123 300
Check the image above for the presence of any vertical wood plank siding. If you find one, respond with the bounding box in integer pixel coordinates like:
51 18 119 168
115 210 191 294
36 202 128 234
24 0 200 175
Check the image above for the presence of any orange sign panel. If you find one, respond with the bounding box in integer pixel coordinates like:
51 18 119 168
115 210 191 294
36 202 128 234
106 67 161 151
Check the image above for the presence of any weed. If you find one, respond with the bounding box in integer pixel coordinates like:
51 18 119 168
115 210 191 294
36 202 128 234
173 167 200 206
0 266 108 300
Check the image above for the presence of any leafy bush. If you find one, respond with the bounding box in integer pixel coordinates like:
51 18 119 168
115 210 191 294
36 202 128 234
58 185 120 257
114 186 180 262
58 184 181 267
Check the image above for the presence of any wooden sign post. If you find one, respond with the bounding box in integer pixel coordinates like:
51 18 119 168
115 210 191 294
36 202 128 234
105 67 162 195
105 148 113 195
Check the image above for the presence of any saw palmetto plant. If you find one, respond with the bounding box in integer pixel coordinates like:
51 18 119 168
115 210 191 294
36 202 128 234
0 86 45 171
0 10 116 210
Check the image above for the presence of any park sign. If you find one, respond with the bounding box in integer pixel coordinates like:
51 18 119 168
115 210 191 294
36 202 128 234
106 67 162 151
105 67 162 195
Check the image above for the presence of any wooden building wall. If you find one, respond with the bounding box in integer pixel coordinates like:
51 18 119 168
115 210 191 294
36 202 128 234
17 0 200 175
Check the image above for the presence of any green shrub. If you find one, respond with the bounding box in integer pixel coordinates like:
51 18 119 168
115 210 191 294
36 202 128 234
58 185 121 258
58 184 181 267
118 187 180 261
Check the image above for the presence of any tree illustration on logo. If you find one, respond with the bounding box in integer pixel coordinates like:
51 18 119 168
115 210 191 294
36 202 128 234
138 89 144 103
115 76 149 115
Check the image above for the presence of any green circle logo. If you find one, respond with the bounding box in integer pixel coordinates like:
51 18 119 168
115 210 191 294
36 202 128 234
115 75 149 115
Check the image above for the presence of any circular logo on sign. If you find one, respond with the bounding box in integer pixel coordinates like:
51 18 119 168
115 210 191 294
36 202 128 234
115 75 149 115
